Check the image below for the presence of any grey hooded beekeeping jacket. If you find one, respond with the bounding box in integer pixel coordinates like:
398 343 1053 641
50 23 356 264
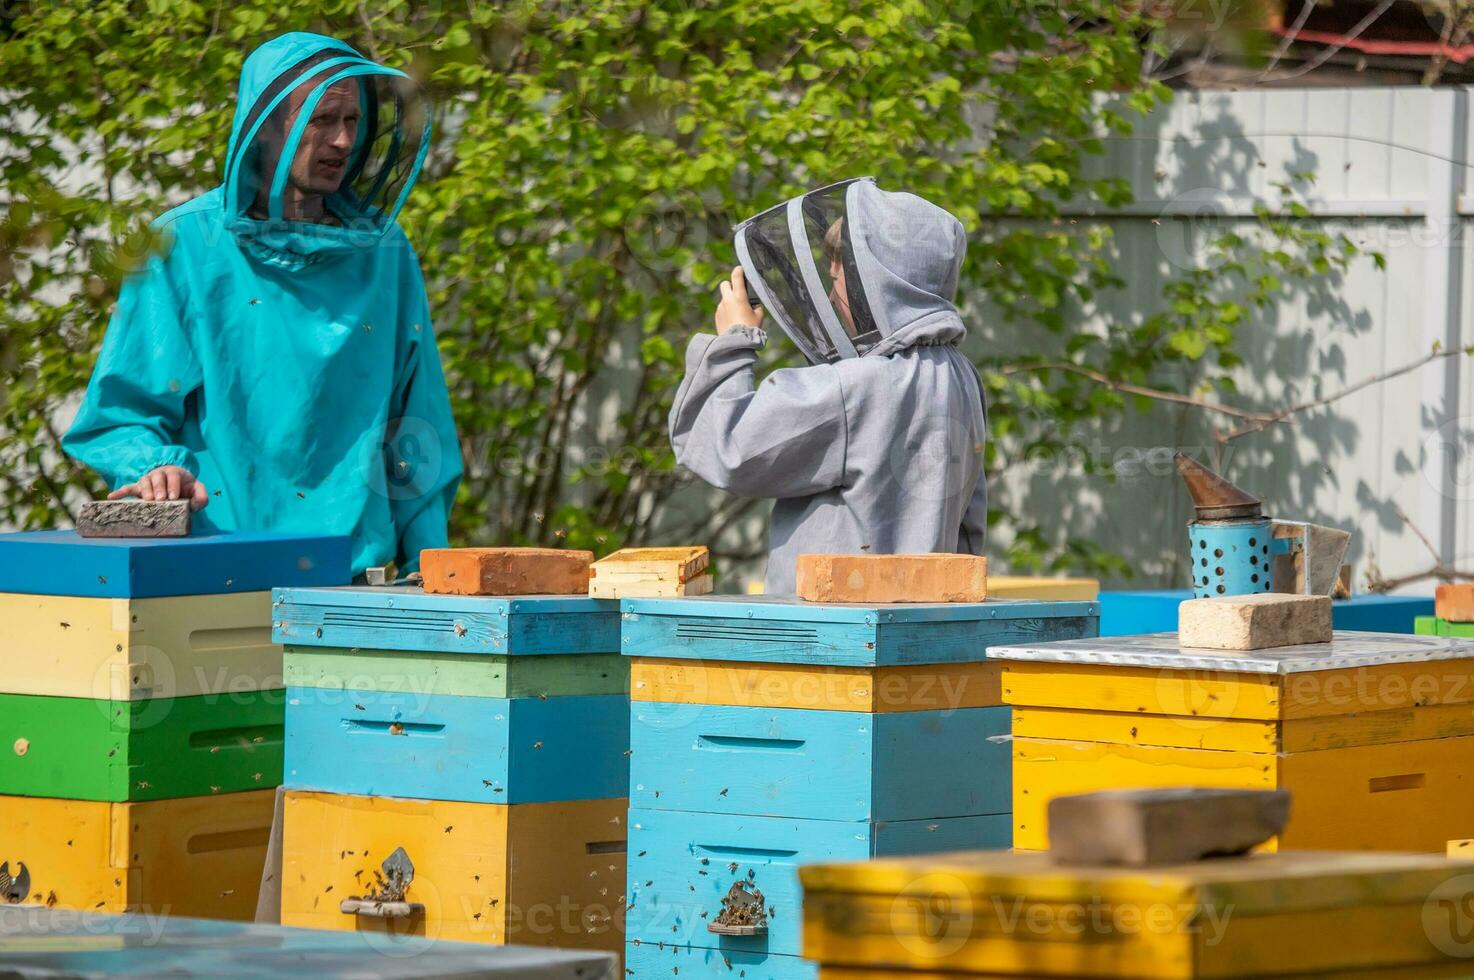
669 184 988 595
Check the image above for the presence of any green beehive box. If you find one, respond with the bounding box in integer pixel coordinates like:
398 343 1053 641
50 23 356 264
282 646 629 698
0 690 283 802
1415 616 1474 638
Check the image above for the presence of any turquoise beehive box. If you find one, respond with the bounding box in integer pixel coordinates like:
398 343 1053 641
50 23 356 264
622 594 1099 979
272 586 628 798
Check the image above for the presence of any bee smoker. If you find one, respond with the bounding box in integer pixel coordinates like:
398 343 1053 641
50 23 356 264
1175 453 1352 599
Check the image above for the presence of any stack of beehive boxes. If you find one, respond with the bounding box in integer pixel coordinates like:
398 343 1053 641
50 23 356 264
620 571 1100 979
0 529 349 918
996 629 1474 852
274 548 629 958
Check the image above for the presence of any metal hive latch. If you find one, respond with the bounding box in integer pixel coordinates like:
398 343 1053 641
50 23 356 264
708 880 768 937
0 861 30 904
340 846 425 919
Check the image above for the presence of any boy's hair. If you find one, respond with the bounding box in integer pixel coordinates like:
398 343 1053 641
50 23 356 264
823 217 844 263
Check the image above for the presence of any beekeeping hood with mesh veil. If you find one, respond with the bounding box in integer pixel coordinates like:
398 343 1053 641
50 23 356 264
63 32 461 576
223 32 430 263
671 178 988 594
735 176 967 364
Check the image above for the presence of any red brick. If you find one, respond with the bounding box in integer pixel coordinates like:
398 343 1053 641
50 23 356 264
1436 583 1474 623
795 554 987 603
420 548 592 596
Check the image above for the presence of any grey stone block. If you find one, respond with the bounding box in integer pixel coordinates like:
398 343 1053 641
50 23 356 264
77 499 191 538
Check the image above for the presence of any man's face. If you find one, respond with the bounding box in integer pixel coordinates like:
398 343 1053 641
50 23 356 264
285 80 360 196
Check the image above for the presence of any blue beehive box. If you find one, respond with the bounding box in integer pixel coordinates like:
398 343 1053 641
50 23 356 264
0 530 352 598
273 587 621 654
273 586 627 802
1099 589 1434 637
284 687 628 802
621 595 1099 979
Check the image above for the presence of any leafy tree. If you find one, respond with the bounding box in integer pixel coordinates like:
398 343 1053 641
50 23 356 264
0 0 1368 582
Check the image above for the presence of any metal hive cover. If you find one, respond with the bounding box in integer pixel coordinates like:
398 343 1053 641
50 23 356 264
989 630 1474 674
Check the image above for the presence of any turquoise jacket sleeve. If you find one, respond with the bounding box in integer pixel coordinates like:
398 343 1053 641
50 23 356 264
387 257 462 573
62 248 204 489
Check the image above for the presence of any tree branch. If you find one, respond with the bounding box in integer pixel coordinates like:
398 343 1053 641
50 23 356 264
1217 345 1472 443
1262 0 1318 77
995 361 1282 423
1393 501 1442 565
1365 564 1474 593
1269 0 1397 82
1362 500 1473 593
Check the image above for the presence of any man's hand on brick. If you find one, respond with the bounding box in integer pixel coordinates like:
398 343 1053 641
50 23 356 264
108 465 209 511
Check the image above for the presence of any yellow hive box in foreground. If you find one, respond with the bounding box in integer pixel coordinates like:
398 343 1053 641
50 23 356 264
813 966 1474 979
995 632 1474 852
280 790 625 954
0 790 274 919
801 849 1474 978
0 591 279 700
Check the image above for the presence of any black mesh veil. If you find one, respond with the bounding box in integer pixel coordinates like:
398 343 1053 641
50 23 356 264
800 183 882 353
736 202 839 363
734 177 884 364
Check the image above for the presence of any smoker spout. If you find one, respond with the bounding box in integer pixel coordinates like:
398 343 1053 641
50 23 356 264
1174 452 1263 522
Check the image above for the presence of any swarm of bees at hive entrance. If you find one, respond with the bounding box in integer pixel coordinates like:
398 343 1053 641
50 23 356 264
353 848 414 903
711 881 766 930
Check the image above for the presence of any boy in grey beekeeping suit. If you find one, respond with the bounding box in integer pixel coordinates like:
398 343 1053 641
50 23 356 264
668 177 988 595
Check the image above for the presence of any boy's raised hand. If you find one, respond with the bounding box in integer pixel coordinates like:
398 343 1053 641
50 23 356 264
714 266 765 335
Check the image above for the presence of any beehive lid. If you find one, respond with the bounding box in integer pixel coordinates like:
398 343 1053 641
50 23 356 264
0 530 351 598
0 907 617 976
272 585 619 656
621 593 1097 624
990 631 1474 674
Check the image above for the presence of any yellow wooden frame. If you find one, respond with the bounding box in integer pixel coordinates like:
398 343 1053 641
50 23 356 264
0 591 279 700
630 658 1004 711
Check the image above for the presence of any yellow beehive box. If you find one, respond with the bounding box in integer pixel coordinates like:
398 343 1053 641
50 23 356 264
631 658 1004 712
996 632 1474 852
813 970 1474 979
280 790 625 955
0 591 279 700
0 790 274 919
588 547 711 599
800 849 1474 978
984 576 1100 601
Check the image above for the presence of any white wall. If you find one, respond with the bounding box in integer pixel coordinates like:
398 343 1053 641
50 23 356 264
984 87 1474 592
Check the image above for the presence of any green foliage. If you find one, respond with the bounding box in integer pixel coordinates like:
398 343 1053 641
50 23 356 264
0 0 1367 580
